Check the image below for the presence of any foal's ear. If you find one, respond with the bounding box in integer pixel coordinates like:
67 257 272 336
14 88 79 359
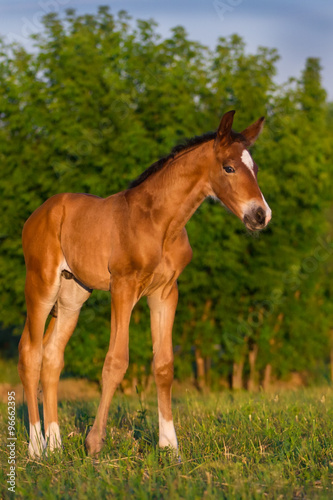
215 110 236 147
241 117 265 147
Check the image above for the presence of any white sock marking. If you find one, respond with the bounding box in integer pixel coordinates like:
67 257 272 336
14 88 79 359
29 421 46 458
158 410 178 450
46 422 62 451
241 149 254 174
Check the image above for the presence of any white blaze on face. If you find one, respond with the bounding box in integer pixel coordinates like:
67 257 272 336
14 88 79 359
237 150 272 226
241 149 254 175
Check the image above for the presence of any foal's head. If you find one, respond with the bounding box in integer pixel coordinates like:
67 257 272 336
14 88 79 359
209 110 271 231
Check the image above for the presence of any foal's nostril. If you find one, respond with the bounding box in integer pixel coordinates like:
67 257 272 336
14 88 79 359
255 207 265 225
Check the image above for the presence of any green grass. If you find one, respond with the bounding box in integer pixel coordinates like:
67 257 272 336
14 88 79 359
0 358 21 385
1 388 333 499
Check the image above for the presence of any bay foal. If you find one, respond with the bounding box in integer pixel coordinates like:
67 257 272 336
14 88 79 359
19 111 271 457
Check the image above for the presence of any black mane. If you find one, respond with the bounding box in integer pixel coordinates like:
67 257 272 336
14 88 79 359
128 131 217 189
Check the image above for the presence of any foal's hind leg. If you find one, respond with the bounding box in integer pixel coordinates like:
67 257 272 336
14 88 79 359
18 274 60 458
147 284 178 450
41 275 91 452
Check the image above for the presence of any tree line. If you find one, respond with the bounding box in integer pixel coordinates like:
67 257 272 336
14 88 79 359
1 6 333 389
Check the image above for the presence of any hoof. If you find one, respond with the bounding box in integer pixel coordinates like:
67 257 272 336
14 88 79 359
159 444 181 463
28 441 46 459
85 429 105 456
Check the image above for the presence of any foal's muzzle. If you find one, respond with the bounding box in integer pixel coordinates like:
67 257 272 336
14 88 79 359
243 206 271 231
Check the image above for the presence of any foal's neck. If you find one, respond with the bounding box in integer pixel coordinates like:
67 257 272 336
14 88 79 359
131 141 214 242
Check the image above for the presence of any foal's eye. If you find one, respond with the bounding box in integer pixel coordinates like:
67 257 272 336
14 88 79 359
223 166 235 174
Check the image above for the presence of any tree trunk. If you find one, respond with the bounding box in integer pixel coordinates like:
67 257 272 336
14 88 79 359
232 361 244 389
144 362 154 395
262 363 272 391
248 344 258 391
205 356 212 386
195 348 206 390
330 329 333 383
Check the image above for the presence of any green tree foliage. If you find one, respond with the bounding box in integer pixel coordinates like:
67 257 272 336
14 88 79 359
0 7 332 386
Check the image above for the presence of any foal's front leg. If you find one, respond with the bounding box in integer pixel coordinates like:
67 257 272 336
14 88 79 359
148 284 178 450
85 281 136 456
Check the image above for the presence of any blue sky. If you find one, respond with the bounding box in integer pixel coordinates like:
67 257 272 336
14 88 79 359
1 0 332 99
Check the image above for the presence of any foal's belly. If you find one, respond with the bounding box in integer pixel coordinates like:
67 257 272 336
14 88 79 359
62 239 112 291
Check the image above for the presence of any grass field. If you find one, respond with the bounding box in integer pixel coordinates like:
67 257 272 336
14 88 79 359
1 387 333 499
